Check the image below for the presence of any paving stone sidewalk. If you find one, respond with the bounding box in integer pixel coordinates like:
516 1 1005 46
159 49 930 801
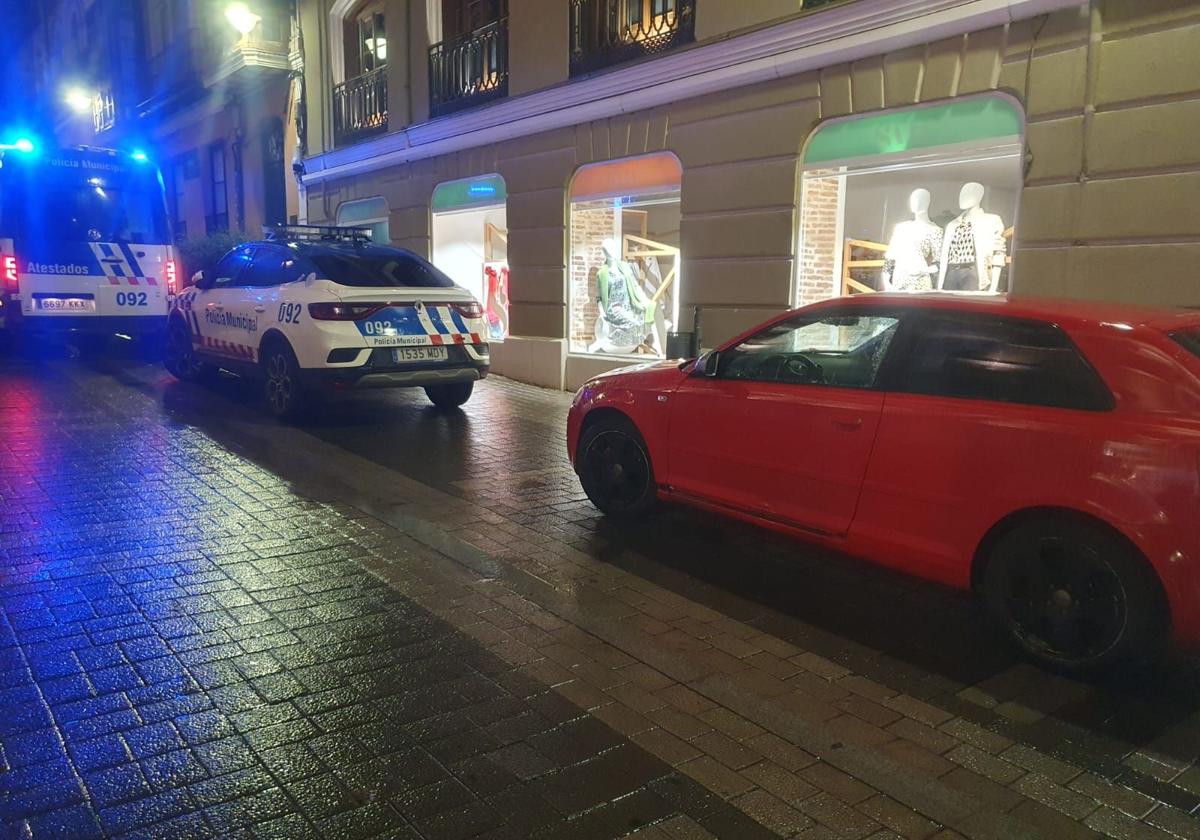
2 352 1200 839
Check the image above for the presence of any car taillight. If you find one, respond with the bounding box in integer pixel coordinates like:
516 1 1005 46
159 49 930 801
165 259 177 294
308 302 384 320
449 301 484 319
3 255 17 294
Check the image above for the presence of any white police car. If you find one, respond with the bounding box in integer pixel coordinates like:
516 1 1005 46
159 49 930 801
164 225 489 418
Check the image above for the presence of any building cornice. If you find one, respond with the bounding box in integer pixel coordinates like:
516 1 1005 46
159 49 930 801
303 0 1083 186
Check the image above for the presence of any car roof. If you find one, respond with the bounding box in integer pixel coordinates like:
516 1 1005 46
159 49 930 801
252 240 412 257
820 293 1200 332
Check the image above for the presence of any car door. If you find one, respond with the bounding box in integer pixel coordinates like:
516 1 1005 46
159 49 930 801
191 245 254 360
230 245 295 362
853 310 1117 582
666 308 902 536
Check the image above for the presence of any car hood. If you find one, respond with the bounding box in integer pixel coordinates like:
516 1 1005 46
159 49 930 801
583 358 693 390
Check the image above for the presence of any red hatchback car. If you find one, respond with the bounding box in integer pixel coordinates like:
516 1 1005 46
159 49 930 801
568 294 1200 672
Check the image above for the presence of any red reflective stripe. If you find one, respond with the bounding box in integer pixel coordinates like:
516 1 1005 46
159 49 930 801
108 277 121 285
127 277 139 286
429 334 443 346
144 277 158 286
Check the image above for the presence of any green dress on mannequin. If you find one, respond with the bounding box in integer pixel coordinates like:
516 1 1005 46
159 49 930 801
597 258 655 348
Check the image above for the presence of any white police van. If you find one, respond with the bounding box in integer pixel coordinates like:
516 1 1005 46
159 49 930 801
0 142 176 348
165 225 490 418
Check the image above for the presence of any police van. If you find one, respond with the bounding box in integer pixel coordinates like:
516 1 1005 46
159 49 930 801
0 142 176 348
165 225 490 418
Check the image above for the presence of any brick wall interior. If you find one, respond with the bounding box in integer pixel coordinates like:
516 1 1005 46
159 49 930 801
797 171 842 306
569 201 617 352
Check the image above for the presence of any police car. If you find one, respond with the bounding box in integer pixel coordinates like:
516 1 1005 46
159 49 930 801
164 225 489 418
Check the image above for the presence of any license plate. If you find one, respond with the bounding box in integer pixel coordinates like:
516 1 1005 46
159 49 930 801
391 346 448 363
39 298 95 312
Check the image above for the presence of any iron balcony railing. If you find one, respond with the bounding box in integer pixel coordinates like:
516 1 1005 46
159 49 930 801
333 66 388 147
428 18 509 117
570 0 695 76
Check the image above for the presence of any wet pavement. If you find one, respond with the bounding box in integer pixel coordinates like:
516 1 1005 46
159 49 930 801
1 341 1200 839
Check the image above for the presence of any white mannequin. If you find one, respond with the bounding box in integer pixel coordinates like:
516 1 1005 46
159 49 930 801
938 182 1007 293
883 189 942 292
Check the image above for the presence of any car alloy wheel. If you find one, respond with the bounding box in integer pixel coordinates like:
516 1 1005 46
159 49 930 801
992 535 1127 666
264 350 299 417
165 322 202 380
582 429 651 514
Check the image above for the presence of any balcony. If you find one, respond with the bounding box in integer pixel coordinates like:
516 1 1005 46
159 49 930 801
204 9 293 88
428 19 509 118
570 0 695 77
333 67 389 147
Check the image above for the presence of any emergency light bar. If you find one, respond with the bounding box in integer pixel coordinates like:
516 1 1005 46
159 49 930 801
263 224 372 244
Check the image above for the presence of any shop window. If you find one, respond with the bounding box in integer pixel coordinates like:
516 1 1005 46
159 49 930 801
336 196 389 243
431 175 509 341
569 152 682 358
797 95 1023 304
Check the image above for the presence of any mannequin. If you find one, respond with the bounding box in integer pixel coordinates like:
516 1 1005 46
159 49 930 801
938 183 1007 292
592 237 655 353
882 189 942 292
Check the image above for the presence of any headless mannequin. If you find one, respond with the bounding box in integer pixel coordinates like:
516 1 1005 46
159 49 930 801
938 183 1006 292
593 237 654 352
882 189 942 292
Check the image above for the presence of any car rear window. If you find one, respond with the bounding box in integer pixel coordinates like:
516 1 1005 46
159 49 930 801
1170 327 1200 359
889 312 1115 411
303 246 454 288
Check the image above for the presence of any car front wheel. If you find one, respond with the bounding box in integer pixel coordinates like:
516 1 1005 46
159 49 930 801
983 516 1167 674
577 415 657 518
262 343 306 420
164 320 211 382
424 381 473 409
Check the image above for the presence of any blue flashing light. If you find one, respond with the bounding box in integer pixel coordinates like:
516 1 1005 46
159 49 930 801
14 138 35 153
130 149 149 163
468 183 496 196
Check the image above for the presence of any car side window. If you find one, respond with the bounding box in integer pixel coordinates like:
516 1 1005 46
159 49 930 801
717 313 901 388
241 247 289 288
210 246 254 288
888 313 1114 411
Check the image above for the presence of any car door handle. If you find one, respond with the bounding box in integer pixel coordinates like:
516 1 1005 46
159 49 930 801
254 305 266 313
831 417 863 431
206 302 223 310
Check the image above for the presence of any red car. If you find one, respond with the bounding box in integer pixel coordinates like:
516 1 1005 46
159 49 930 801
568 294 1200 672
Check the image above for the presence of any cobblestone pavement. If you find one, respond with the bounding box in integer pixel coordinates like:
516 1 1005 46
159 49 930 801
2 346 1200 839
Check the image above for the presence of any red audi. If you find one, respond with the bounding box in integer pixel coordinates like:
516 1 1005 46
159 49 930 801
568 294 1200 672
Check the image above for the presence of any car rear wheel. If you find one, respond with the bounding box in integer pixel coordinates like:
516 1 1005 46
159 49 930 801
262 343 306 420
577 415 657 518
164 320 212 382
425 381 473 409
983 516 1166 674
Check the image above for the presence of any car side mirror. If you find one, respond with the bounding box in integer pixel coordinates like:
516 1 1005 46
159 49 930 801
194 269 212 290
694 350 720 378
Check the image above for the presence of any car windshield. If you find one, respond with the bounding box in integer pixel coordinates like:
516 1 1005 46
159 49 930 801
302 246 455 288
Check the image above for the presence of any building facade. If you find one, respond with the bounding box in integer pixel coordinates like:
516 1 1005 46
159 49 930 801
21 0 303 256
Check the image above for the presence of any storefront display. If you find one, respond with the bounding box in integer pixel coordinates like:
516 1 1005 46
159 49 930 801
798 95 1022 304
431 175 509 340
335 196 389 242
569 152 682 358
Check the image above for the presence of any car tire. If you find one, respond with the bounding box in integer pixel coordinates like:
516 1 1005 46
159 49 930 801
576 414 658 519
164 319 214 383
424 381 473 409
262 342 306 420
983 515 1167 674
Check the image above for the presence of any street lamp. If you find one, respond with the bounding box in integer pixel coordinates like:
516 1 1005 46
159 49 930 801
224 2 261 36
64 87 92 115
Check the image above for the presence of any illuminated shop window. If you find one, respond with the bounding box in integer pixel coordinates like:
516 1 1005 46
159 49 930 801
335 196 389 243
569 151 682 357
431 175 509 341
798 95 1024 304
